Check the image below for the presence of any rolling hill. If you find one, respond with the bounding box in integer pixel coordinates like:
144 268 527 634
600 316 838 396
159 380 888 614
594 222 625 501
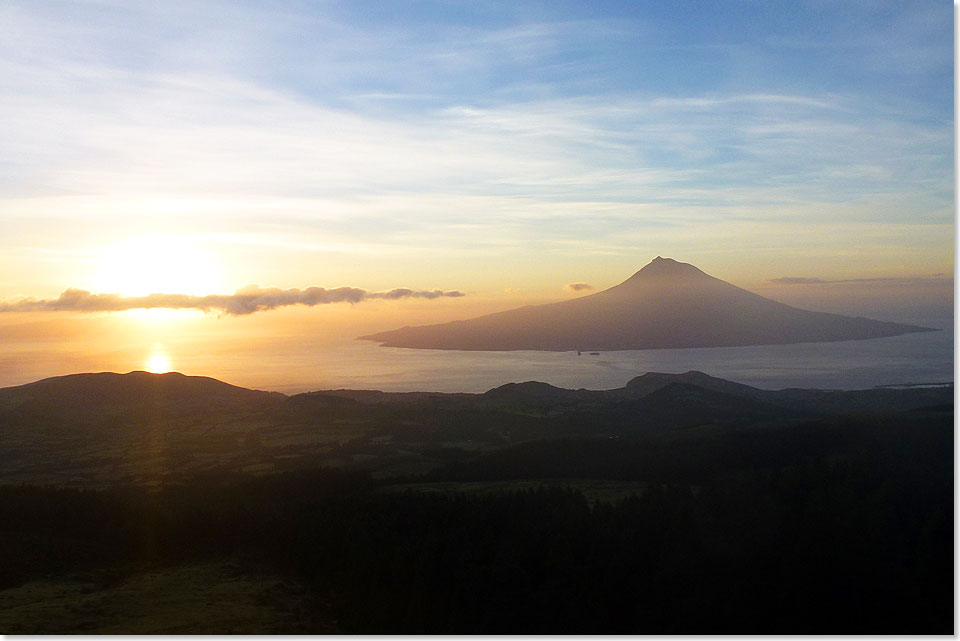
0 369 950 487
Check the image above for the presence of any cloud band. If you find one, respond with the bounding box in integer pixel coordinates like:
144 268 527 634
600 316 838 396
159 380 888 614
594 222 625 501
0 285 465 316
771 276 950 286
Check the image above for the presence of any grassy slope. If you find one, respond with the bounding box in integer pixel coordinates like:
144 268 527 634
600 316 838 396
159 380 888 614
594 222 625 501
0 561 337 634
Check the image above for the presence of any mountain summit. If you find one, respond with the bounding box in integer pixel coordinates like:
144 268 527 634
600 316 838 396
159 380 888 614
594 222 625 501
623 256 711 283
359 257 936 351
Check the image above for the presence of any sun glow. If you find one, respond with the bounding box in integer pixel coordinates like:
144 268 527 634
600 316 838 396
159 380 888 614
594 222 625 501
122 308 204 322
145 351 173 373
93 235 223 298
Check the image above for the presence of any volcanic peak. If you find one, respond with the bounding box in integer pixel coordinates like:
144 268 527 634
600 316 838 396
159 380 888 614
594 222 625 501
358 257 935 351
620 256 712 286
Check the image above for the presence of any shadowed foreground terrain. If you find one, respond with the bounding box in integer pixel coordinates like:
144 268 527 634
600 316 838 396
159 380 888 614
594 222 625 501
0 371 952 633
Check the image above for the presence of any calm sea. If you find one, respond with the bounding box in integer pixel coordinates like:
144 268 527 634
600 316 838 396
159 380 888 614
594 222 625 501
202 317 954 394
1 317 952 394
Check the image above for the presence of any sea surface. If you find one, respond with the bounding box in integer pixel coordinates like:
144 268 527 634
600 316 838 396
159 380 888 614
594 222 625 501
204 318 954 394
0 317 952 394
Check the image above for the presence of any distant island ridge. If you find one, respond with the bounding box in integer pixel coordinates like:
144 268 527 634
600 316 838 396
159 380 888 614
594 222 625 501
360 257 936 351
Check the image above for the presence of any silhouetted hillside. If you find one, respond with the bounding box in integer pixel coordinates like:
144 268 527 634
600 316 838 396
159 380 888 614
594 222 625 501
0 370 950 487
617 370 766 399
0 371 283 420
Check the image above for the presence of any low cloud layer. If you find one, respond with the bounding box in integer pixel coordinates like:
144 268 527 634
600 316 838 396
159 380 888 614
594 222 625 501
566 282 594 292
0 285 465 316
771 276 950 286
771 277 827 285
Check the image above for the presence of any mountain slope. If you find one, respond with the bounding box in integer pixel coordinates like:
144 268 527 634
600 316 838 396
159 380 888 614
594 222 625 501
359 257 934 351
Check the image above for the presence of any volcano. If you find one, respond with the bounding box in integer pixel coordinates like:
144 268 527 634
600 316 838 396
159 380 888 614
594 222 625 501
359 257 936 351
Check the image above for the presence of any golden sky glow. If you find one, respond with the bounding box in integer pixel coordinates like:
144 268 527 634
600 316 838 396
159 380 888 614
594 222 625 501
0 2 952 307
0 2 951 388
92 236 224 297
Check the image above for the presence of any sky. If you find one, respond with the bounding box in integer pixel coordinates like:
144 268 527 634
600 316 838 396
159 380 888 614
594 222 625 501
0 0 954 383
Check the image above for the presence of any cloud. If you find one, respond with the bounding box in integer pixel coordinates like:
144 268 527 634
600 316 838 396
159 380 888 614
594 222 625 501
771 275 951 286
0 285 465 315
770 277 827 285
0 2 951 293
566 282 594 291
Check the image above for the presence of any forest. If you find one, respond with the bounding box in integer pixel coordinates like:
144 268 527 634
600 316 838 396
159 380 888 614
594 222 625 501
0 372 952 633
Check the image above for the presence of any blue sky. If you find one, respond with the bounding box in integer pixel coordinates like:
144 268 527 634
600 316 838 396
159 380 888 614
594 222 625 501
63 0 947 113
0 0 953 304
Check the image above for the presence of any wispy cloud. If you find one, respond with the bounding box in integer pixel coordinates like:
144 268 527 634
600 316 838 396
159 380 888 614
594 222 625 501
771 275 951 286
0 1 952 299
0 285 465 315
771 277 827 285
565 282 594 291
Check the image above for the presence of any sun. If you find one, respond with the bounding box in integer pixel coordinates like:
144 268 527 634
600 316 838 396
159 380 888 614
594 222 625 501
93 235 223 298
145 351 173 374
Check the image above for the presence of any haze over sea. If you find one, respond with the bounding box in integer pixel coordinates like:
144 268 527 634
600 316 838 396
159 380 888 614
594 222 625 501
190 319 958 394
0 316 949 395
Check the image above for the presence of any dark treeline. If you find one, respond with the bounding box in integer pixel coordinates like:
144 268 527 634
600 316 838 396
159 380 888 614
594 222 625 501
0 410 952 633
428 411 954 484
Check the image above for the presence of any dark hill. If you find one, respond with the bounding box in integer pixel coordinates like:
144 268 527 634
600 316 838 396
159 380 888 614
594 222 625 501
619 370 765 399
483 381 595 403
0 369 950 488
360 257 935 351
0 371 284 421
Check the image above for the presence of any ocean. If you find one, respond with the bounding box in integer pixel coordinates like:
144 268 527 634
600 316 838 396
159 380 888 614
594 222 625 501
0 316 952 394
202 318 954 394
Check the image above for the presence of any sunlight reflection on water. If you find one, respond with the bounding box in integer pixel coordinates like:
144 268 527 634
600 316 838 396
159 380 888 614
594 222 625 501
1 318 952 394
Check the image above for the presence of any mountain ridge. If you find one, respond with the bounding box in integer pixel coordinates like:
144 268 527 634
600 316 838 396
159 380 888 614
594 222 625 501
0 369 950 489
0 369 950 411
